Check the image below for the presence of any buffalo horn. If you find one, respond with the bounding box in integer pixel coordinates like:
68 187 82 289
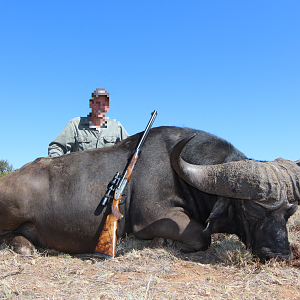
171 135 300 206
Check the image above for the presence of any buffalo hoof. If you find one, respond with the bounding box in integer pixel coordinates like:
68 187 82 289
10 236 36 256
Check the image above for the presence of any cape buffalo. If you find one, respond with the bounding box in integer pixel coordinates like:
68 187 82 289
171 135 299 261
0 126 297 261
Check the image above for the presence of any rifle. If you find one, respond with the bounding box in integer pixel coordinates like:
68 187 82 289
94 110 157 258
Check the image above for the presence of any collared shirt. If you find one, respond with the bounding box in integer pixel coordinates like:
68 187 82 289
48 116 129 157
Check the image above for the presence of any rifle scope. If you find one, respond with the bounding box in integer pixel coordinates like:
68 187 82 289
100 172 121 206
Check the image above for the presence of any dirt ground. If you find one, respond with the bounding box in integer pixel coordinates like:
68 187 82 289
1 210 300 299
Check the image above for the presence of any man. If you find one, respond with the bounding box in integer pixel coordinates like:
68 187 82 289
48 88 129 157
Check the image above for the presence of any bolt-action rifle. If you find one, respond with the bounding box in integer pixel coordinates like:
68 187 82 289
94 110 157 258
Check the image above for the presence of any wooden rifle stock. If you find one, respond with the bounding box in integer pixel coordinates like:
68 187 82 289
94 111 157 258
94 153 139 257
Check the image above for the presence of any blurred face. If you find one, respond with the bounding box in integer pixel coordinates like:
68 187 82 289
89 96 109 118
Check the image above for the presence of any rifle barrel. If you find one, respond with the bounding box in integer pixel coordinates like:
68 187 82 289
136 110 157 151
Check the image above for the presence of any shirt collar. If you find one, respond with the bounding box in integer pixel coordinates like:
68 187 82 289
88 117 109 130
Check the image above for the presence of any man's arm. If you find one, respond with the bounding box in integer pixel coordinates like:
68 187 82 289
48 118 78 157
48 143 66 157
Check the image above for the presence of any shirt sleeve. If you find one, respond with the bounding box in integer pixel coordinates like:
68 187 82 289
119 123 129 141
48 118 78 157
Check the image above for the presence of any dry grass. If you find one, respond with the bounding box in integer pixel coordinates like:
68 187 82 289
1 210 300 299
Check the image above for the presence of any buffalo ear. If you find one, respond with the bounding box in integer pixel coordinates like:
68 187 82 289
202 197 234 237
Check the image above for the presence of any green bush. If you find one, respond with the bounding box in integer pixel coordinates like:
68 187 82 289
0 170 15 177
0 159 14 177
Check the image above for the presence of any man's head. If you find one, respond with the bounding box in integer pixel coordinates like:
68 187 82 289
89 89 110 126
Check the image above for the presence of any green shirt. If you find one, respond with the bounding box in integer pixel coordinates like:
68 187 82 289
48 117 129 157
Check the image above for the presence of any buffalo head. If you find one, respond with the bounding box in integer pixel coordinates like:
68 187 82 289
171 135 299 262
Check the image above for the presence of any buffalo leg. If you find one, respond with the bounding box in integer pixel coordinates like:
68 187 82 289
0 233 36 255
0 222 45 255
10 235 36 255
132 208 210 252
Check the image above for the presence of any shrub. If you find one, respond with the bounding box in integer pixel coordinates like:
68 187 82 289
0 159 14 177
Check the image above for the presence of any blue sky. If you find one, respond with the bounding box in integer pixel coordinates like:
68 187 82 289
1 1 299 169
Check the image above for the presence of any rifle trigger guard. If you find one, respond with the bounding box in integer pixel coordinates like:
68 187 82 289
119 195 127 205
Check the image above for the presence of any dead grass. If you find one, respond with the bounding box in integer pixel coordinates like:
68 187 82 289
1 210 300 299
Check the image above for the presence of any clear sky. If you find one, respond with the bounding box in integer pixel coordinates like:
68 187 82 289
1 1 299 169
